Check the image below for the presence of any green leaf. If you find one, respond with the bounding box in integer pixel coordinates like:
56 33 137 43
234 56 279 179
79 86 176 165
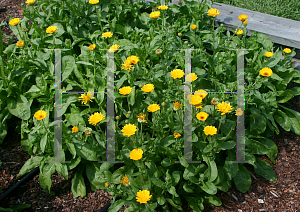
274 109 291 131
61 95 79 116
168 186 179 197
220 140 235 150
251 136 278 164
200 181 217 195
265 51 282 67
290 87 300 96
55 163 68 180
129 87 135 106
172 171 181 186
72 138 99 161
253 158 277 182
245 137 269 155
166 198 182 210
39 159 56 195
62 55 76 82
160 135 176 147
185 196 204 212
7 95 31 120
116 74 128 90
109 199 126 212
65 107 86 126
233 164 251 193
67 156 81 170
203 156 218 182
72 169 86 198
17 156 43 179
111 166 127 184
0 120 7 145
277 90 293 103
279 105 300 135
203 194 222 206
183 182 194 193
157 194 166 205
256 32 273 51
40 133 48 153
150 177 164 188
223 150 239 180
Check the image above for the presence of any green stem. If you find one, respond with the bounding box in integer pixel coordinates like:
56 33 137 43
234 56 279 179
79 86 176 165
151 113 156 138
93 53 96 89
0 59 8 88
140 123 143 145
127 96 131 112
130 136 136 147
177 110 183 130
42 119 51 135
217 115 223 135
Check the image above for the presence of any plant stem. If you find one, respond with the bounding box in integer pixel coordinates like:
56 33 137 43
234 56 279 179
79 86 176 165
151 113 156 138
217 115 223 134
42 119 51 135
0 59 7 88
140 123 143 145
177 110 183 131
130 136 136 147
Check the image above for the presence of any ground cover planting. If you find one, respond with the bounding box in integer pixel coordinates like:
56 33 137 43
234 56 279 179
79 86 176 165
1 0 300 211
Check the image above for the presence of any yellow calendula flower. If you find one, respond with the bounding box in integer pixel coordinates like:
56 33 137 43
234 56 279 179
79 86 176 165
195 89 208 99
158 5 168 10
204 126 217 136
128 56 139 64
9 18 20 26
34 110 47 120
188 94 203 106
264 52 273 57
130 148 143 161
169 25 171 28
186 73 198 82
238 14 248 22
109 44 120 53
89 112 105 126
147 104 160 113
119 86 132 95
190 24 197 30
243 20 248 25
88 44 96 50
178 32 182 36
78 92 95 104
216 102 233 115
171 69 185 79
196 112 209 121
136 190 152 204
120 174 130 186
121 63 133 72
236 108 243 116
259 67 273 77
137 113 147 123
25 0 35 5
150 11 160 19
173 102 182 111
89 0 99 4
72 126 79 133
196 104 203 110
141 84 154 93
147 37 151 40
105 183 110 187
122 124 137 137
207 8 220 17
235 29 243 35
174 133 181 138
283 48 292 54
16 40 25 48
46 26 58 34
102 32 113 38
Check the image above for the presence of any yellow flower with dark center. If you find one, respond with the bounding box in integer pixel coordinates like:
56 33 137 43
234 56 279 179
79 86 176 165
150 11 160 19
25 0 35 5
147 104 160 112
129 148 143 161
72 126 79 133
283 48 291 53
190 24 197 30
46 26 58 34
141 84 154 93
238 14 248 21
136 190 152 204
186 73 198 82
34 110 47 120
243 20 248 25
137 113 147 123
105 183 110 187
207 8 220 17
264 52 273 57
9 18 20 26
89 112 105 126
121 63 133 72
195 89 208 99
259 67 273 77
119 86 132 95
78 92 95 104
196 112 209 121
216 102 233 115
121 124 137 137
173 102 182 111
89 0 99 4
128 56 139 64
235 29 243 35
174 133 181 138
102 32 113 38
204 126 217 136
188 94 203 106
236 108 243 116
158 5 168 10
16 40 25 48
88 44 96 50
171 69 185 79
109 44 120 53
120 174 130 186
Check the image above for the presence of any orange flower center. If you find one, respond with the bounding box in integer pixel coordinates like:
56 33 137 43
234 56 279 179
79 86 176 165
264 72 268 76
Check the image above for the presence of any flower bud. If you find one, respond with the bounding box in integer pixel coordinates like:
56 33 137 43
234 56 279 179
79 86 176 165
162 90 166 93
165 176 171 181
155 49 163 54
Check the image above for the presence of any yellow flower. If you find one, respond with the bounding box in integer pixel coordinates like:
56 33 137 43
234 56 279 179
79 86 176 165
235 29 243 35
137 113 147 123
216 102 233 115
121 124 137 137
109 44 120 53
283 48 292 53
190 24 197 30
89 112 105 126
16 40 25 48
121 63 133 72
72 126 79 133
25 0 35 5
174 133 181 138
119 86 132 95
173 102 182 111
147 37 151 40
195 89 208 99
89 0 99 4
46 26 58 34
264 52 273 57
238 14 248 22
9 18 20 26
141 84 154 93
155 49 163 54
196 104 203 110
105 183 110 187
120 174 130 186
259 67 273 77
196 112 209 121
88 44 96 50
129 148 143 161
169 25 171 28
34 110 47 120
128 56 139 64
204 126 217 136
158 5 168 10
78 92 95 104
178 32 182 36
207 8 220 17
116 116 120 120
171 69 185 79
243 20 248 25
136 190 152 204
186 73 198 82
102 32 113 38
126 113 130 118
211 97 219 105
188 94 203 106
161 102 166 106
150 11 160 19
236 108 243 116
147 104 160 112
